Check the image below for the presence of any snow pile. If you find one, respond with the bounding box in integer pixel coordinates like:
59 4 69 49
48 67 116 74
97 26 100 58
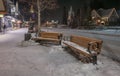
45 45 120 76
17 40 39 47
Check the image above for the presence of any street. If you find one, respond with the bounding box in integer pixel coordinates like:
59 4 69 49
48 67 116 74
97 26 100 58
0 28 120 76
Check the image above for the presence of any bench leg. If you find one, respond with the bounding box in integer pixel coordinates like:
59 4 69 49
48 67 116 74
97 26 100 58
59 40 61 45
92 55 97 65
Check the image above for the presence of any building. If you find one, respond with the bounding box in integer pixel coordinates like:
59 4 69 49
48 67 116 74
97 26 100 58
91 8 119 25
0 0 7 32
0 0 7 15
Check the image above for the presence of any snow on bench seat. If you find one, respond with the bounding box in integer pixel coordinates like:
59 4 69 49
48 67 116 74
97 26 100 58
63 41 90 54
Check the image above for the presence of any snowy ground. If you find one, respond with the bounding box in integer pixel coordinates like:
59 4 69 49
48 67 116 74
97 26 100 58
42 27 120 36
0 28 120 76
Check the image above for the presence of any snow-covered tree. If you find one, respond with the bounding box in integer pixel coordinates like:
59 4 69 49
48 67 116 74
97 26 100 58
36 0 58 32
19 0 58 33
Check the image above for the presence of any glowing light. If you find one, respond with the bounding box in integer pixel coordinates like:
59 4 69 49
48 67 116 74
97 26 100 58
0 14 3 17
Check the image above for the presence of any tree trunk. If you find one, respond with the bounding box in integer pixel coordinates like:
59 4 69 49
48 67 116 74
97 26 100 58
37 0 41 33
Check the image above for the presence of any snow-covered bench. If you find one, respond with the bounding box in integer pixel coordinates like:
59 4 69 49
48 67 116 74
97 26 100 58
63 35 103 64
32 32 62 45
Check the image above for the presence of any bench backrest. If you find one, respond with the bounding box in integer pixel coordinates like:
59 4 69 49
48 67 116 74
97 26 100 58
39 32 62 39
70 35 103 54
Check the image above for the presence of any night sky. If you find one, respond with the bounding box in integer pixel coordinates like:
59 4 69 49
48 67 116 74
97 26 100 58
12 0 120 9
11 0 120 23
58 0 120 9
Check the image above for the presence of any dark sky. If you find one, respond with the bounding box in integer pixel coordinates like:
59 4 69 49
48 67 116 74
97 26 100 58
58 0 120 9
13 0 120 10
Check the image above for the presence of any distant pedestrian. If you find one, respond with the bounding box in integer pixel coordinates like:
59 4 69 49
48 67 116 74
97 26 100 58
3 24 7 34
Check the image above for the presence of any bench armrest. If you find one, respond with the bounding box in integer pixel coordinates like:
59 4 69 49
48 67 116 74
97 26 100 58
58 34 63 40
87 41 101 54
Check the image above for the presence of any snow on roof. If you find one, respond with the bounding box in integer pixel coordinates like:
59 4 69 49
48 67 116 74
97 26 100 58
91 9 101 18
97 8 113 17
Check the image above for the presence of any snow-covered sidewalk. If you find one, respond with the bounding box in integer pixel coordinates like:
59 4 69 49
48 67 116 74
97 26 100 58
0 28 120 76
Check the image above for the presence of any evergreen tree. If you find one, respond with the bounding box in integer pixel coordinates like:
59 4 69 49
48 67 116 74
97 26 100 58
62 6 67 25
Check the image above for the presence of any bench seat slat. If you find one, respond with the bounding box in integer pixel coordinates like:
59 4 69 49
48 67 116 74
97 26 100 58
31 32 62 45
37 37 60 41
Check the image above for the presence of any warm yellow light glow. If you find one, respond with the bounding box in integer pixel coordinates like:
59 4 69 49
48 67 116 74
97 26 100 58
30 5 34 13
92 17 95 19
0 14 3 17
97 19 101 23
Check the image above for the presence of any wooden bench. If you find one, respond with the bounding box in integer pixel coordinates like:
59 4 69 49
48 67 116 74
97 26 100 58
63 35 103 64
32 32 62 45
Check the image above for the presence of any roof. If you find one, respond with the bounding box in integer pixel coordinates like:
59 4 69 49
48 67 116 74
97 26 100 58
97 8 119 18
97 8 112 17
91 9 101 18
91 8 119 19
0 0 7 14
